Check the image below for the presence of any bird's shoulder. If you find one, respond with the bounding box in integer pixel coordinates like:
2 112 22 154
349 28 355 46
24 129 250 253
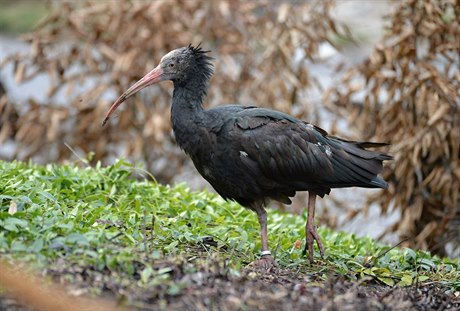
234 106 300 128
206 105 306 132
204 104 332 145
229 106 328 141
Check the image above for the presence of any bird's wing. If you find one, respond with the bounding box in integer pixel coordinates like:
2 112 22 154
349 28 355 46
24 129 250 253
230 111 390 195
234 107 299 124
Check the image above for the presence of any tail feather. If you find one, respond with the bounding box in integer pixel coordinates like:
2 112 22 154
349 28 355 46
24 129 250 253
338 139 393 161
369 175 389 189
328 138 392 189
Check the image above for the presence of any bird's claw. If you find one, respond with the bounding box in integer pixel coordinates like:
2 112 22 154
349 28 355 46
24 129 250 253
302 225 324 264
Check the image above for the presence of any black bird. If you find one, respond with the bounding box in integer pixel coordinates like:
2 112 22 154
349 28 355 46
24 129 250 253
103 45 392 267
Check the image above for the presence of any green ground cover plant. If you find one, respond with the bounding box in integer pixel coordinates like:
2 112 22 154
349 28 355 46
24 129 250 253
0 159 458 295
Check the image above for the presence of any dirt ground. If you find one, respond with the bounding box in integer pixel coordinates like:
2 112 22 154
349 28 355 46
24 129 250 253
1 257 458 311
142 268 458 311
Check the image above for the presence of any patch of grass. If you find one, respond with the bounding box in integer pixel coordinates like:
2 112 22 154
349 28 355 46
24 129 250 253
0 159 458 294
0 0 49 35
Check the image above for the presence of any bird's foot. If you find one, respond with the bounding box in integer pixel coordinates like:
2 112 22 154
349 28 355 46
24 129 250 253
247 253 277 270
302 224 324 264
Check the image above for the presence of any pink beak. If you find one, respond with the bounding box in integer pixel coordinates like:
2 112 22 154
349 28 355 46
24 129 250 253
102 66 164 126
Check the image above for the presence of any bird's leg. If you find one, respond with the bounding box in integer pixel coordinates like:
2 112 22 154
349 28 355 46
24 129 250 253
302 193 324 263
257 207 270 257
247 202 276 269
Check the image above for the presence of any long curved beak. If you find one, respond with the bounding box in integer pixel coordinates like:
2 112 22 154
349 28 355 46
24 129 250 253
102 66 164 126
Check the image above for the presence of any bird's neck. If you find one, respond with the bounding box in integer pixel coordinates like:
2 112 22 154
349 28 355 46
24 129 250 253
172 73 209 107
171 86 205 113
170 79 208 151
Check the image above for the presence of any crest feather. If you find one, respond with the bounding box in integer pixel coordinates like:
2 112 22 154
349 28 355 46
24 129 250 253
187 43 214 80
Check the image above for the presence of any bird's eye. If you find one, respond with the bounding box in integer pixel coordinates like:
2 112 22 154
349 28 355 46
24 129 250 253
169 63 175 68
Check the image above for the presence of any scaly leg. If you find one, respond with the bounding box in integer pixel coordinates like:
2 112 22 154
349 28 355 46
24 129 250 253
302 193 324 263
248 202 276 269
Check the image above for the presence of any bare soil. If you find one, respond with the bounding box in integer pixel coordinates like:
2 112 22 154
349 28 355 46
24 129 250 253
1 257 458 311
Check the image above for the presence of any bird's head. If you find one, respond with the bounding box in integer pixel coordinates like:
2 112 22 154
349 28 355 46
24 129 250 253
102 44 213 126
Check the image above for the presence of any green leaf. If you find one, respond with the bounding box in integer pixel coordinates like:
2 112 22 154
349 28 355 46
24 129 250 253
418 258 437 271
11 240 28 252
157 267 173 275
66 233 89 246
140 266 154 283
167 283 182 296
404 248 417 261
2 217 28 232
417 275 430 282
378 276 395 286
39 191 57 203
399 274 413 286
164 240 179 252
30 238 44 253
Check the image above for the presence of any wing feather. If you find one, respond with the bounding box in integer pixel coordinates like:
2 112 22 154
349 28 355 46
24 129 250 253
228 112 391 197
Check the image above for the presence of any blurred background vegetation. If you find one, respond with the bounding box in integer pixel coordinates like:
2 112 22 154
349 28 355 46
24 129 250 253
0 0 48 35
0 0 458 258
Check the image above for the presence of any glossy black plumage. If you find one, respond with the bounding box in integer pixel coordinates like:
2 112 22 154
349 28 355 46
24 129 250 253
104 45 392 265
173 102 391 205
